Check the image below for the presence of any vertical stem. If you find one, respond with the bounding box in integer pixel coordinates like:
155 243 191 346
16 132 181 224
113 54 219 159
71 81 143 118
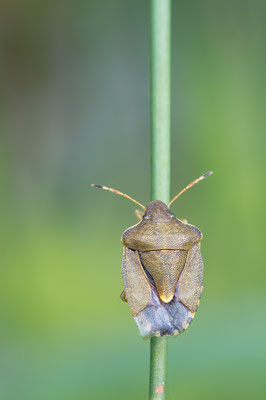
150 1 171 400
150 337 168 400
150 0 171 204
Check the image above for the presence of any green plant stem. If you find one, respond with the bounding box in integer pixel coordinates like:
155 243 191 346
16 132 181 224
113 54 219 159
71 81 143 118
150 0 171 204
149 337 168 400
150 0 171 399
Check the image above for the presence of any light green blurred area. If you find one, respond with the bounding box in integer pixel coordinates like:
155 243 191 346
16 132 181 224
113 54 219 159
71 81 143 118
1 1 266 399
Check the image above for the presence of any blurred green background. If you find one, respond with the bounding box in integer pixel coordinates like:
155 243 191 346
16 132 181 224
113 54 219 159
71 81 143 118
1 1 266 399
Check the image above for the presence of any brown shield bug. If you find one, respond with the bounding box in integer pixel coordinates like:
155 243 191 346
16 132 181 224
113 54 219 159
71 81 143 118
92 171 213 338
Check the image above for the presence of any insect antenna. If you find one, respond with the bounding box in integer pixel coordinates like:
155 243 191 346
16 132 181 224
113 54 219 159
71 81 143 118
168 171 213 207
91 184 146 210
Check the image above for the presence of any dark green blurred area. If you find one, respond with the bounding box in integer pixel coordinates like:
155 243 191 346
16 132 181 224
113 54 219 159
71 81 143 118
1 1 266 399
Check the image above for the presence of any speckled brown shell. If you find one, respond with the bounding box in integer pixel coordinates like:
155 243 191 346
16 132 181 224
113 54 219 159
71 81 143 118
121 200 204 338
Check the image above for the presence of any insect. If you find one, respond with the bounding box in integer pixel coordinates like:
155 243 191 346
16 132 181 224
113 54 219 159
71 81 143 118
92 172 212 338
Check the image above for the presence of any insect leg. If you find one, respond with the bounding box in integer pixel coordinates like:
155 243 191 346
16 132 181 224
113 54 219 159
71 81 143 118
134 209 144 220
120 290 127 302
179 218 188 223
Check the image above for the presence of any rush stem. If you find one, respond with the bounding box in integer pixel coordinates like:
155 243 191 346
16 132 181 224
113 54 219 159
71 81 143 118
150 0 171 399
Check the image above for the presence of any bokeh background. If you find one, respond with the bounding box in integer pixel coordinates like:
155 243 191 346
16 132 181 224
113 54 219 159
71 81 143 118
1 1 266 399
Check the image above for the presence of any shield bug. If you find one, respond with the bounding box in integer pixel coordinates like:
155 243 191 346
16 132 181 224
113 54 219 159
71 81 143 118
92 172 212 338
